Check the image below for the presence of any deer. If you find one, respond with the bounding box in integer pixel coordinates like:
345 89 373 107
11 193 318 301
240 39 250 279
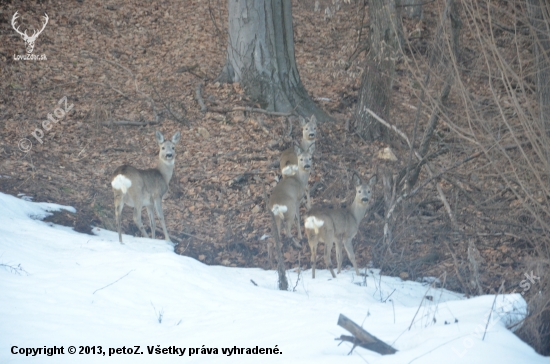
304 173 377 278
269 148 313 248
111 131 181 244
11 12 49 54
279 114 317 208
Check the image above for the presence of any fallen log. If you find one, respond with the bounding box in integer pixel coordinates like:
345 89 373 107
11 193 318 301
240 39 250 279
336 314 397 355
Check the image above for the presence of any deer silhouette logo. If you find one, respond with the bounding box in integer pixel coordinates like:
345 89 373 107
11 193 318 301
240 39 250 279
11 12 49 54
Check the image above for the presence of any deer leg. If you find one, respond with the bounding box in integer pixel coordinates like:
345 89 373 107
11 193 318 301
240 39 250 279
287 208 301 248
133 203 149 239
274 215 283 241
114 193 124 243
153 198 171 242
335 237 345 274
343 237 360 276
295 204 303 241
307 233 319 279
324 231 337 278
146 204 156 240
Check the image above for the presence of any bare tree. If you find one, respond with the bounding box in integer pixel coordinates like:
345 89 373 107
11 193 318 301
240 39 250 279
527 0 550 141
354 0 401 140
217 0 330 121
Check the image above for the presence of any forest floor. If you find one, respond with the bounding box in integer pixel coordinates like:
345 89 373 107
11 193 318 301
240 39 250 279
0 0 529 296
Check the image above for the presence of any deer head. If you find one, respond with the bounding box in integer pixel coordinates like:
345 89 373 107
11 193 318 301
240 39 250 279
12 12 49 54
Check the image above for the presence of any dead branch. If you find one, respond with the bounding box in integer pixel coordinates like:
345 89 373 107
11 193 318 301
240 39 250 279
336 314 397 355
209 106 294 117
151 82 188 124
483 281 505 340
101 120 159 127
81 51 159 124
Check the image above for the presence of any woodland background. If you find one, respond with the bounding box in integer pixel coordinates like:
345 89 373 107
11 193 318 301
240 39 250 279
1 0 550 354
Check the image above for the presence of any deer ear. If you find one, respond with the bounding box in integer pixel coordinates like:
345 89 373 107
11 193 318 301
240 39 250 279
172 131 181 144
294 145 303 154
309 114 317 126
368 175 377 186
155 131 165 144
352 173 362 187
299 116 306 127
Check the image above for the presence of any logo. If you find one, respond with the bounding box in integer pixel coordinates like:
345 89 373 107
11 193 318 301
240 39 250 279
12 11 48 61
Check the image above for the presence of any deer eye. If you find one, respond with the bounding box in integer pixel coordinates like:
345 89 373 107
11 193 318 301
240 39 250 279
162 147 165 150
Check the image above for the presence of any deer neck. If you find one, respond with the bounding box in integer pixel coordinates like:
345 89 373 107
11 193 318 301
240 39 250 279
295 166 310 187
300 139 315 153
156 159 175 185
348 198 369 225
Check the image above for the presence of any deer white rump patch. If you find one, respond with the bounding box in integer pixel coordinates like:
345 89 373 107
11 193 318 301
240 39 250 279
111 174 132 194
271 204 288 219
282 164 299 176
305 216 324 234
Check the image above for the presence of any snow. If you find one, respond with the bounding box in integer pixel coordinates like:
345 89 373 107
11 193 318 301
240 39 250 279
0 192 547 363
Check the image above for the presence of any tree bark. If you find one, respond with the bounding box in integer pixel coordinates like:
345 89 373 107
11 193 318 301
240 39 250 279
397 0 423 20
354 0 401 141
527 0 550 139
218 0 331 122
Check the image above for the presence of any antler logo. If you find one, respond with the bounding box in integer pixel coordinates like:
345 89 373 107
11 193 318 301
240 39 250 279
11 11 49 54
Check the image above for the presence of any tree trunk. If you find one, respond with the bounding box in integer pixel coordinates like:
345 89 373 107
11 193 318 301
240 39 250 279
218 0 331 122
527 0 550 139
398 0 423 20
354 0 401 140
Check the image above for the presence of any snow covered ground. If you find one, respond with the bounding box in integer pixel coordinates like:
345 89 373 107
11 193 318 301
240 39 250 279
0 192 547 363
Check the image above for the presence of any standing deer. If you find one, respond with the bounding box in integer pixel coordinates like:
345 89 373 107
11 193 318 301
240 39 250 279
279 115 317 208
305 174 377 278
11 12 49 54
269 148 313 248
280 115 317 176
111 131 181 243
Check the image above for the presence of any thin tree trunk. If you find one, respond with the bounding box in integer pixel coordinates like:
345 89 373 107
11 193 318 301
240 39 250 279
354 0 401 140
527 0 550 139
218 0 332 122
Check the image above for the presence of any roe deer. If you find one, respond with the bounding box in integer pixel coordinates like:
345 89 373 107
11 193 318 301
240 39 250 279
279 115 317 208
269 148 312 248
305 174 377 278
111 130 181 243
280 115 317 177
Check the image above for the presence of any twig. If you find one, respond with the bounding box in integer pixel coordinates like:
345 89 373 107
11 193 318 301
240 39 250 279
483 280 505 340
0 263 28 275
383 289 396 303
93 270 134 294
209 106 294 116
345 44 369 70
81 51 159 123
100 147 134 153
365 108 412 148
101 120 159 127
151 83 187 124
408 280 436 330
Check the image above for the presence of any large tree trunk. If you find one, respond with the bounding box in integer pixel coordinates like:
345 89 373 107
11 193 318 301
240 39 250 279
527 0 550 139
218 0 331 122
354 0 401 140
